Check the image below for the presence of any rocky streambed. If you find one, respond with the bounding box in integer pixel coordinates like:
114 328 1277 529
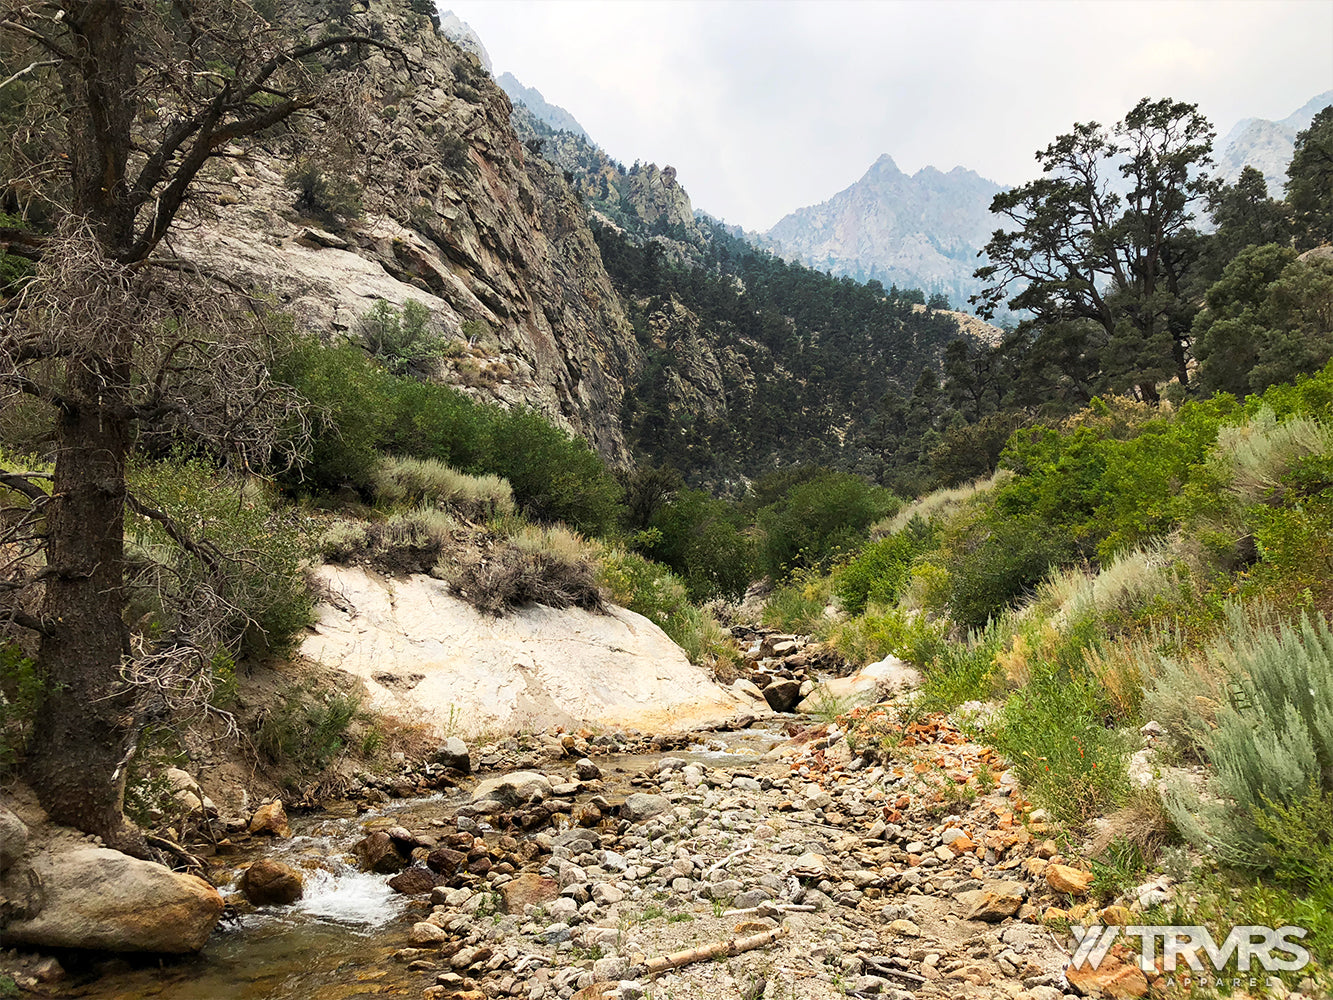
3 702 1184 1000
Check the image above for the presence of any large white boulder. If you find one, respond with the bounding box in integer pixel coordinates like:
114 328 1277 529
301 565 744 737
2 847 223 952
796 654 921 713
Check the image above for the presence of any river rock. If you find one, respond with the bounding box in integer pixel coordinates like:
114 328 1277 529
796 655 921 712
2 847 223 952
249 800 291 838
352 831 409 874
409 921 450 946
388 866 442 895
620 793 669 822
0 802 27 872
575 758 601 780
472 771 551 806
762 678 803 712
426 846 467 875
434 737 472 773
165 768 216 815
239 859 303 906
499 872 559 913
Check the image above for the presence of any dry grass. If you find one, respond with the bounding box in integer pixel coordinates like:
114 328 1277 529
372 455 514 519
873 471 1011 539
1036 541 1180 627
318 507 458 574
445 544 604 616
1212 407 1333 504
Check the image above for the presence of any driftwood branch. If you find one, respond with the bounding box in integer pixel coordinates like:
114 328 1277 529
639 926 790 975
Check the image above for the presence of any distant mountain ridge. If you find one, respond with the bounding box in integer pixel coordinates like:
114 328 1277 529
1215 90 1333 194
497 73 590 140
757 154 1005 309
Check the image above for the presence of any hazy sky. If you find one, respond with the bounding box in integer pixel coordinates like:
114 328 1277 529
445 1 1333 232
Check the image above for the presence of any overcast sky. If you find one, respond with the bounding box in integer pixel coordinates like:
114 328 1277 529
444 1 1333 233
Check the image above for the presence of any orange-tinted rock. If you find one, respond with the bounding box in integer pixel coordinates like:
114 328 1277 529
1047 863 1096 896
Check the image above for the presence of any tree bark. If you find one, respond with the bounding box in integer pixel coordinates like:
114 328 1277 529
26 365 138 849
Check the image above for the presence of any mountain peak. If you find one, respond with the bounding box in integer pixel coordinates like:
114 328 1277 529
437 9 491 72
496 73 590 141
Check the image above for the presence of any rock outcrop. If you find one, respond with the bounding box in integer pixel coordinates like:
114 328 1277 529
1 848 223 953
300 564 745 737
184 1 643 464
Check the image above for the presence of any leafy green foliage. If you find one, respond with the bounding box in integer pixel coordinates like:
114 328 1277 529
597 550 735 667
126 455 313 658
835 517 935 616
359 299 450 376
1286 105 1333 249
286 163 362 225
255 682 363 776
642 488 754 601
755 470 898 579
0 643 42 767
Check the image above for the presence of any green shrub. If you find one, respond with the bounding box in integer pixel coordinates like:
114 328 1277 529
644 488 754 601
372 455 514 519
0 643 42 767
915 618 1007 712
826 605 948 668
255 682 363 775
598 549 734 666
286 163 362 224
945 510 1077 629
358 299 450 377
1161 608 1333 873
755 470 898 579
991 665 1131 822
126 456 314 658
835 517 935 616
320 507 456 574
761 568 835 633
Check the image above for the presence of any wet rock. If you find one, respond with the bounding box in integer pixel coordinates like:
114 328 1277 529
352 831 409 874
619 793 669 822
239 858 304 906
2 847 223 952
434 737 472 773
575 758 601 781
248 800 291 838
471 771 552 806
426 846 467 875
388 866 443 895
0 801 28 872
762 679 802 712
499 872 560 913
409 921 450 946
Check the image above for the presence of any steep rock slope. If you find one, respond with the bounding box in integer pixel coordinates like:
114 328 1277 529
497 73 590 140
759 154 1004 307
182 1 641 463
1216 90 1333 193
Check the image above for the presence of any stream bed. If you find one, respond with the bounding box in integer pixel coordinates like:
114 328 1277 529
66 725 789 1000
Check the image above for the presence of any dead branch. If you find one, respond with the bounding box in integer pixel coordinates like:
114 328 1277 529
638 926 791 975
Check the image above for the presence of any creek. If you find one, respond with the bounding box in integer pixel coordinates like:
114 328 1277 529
66 727 788 1000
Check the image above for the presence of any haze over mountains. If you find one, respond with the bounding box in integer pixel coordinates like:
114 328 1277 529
462 5 1327 316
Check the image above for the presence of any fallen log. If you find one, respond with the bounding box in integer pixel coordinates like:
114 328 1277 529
722 903 816 916
640 925 791 974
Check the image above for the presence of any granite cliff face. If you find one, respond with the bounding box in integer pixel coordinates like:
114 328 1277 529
759 154 1004 308
181 1 641 463
1215 91 1333 194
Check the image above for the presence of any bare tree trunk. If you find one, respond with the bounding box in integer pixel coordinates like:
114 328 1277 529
25 363 138 849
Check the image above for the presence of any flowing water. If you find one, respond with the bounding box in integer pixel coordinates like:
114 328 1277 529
65 725 789 1000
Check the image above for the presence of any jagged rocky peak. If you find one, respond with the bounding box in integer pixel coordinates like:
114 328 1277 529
496 73 590 140
179 0 641 463
625 163 695 229
759 152 1005 308
436 8 492 72
1215 90 1333 193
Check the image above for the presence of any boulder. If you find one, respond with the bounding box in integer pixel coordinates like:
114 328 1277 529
434 737 472 773
498 872 559 913
238 859 303 906
165 768 216 815
426 847 467 875
249 800 291 838
0 802 27 872
352 831 409 874
619 793 669 822
797 655 921 712
1067 953 1150 998
471 771 551 806
574 758 601 781
388 866 443 895
762 678 802 712
2 848 223 952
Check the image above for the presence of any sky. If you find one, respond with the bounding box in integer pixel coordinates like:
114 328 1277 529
443 1 1333 233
